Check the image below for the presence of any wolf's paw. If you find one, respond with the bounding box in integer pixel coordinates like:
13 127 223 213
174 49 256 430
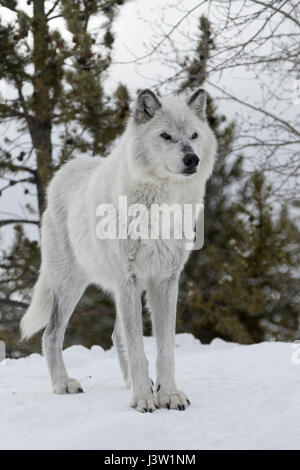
130 395 159 413
157 388 190 411
53 378 84 395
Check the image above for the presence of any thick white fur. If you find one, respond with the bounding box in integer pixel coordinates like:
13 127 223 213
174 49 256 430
21 90 216 411
20 272 53 339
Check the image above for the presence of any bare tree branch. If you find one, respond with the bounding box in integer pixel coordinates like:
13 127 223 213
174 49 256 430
252 0 300 27
113 1 207 65
207 80 300 137
46 0 60 18
0 219 39 228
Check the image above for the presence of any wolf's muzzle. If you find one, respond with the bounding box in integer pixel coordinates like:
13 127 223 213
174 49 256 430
183 152 199 175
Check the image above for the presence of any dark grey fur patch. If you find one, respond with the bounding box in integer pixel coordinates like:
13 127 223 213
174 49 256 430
187 89 206 120
181 143 193 154
134 89 161 124
47 294 60 335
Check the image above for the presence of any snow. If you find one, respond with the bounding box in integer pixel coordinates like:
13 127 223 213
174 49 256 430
1 334 300 450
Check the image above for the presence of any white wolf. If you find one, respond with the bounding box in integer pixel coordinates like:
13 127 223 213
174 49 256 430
21 88 216 413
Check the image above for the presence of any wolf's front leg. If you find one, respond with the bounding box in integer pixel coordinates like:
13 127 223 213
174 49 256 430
116 278 158 413
147 276 190 411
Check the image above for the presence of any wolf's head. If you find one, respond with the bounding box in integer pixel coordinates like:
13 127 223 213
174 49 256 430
128 88 216 180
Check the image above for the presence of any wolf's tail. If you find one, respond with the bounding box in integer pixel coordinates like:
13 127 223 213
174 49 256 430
20 272 53 340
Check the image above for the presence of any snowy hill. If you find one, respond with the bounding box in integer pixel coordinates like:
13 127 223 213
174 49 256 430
1 334 300 450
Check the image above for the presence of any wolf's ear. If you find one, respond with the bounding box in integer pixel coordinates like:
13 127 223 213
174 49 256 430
134 89 161 124
187 89 207 120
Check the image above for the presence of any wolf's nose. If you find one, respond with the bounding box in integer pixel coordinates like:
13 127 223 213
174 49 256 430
183 153 199 168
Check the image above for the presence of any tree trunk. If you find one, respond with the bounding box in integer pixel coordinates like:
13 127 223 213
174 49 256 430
29 0 53 216
28 118 52 216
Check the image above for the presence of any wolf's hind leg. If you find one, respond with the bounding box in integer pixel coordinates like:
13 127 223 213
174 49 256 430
42 273 87 394
112 317 131 388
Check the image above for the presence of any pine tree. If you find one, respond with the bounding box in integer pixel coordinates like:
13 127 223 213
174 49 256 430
0 0 130 355
231 173 300 341
176 16 300 343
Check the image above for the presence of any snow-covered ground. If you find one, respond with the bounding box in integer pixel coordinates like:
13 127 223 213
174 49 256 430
1 334 300 450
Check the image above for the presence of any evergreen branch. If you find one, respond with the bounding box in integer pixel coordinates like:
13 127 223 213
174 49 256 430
47 14 63 21
0 298 28 309
0 177 35 194
0 161 36 175
0 219 39 227
0 103 26 119
15 80 30 120
0 1 18 13
0 278 19 284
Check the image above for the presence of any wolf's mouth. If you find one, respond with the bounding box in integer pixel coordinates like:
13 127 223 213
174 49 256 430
182 168 197 176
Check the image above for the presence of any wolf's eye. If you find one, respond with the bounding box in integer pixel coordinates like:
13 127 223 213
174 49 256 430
160 132 172 141
191 132 198 140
